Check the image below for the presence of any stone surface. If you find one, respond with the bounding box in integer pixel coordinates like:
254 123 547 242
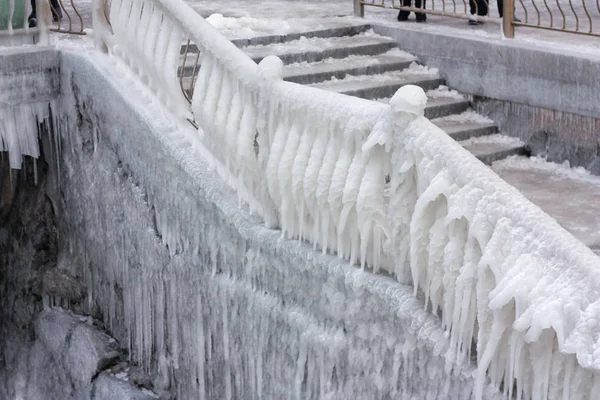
65 319 121 385
93 373 158 400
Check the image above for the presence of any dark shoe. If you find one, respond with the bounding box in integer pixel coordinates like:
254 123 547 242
416 14 427 22
468 19 479 25
397 12 409 21
28 17 37 28
514 17 521 22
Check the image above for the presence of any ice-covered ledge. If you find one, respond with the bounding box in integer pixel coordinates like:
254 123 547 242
41 49 505 399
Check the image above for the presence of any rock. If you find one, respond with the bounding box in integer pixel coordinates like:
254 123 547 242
92 372 159 400
64 322 121 385
35 307 79 355
42 268 87 304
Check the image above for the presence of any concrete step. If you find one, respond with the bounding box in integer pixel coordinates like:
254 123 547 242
459 134 529 165
230 24 372 47
311 68 442 100
180 24 372 54
177 48 417 81
242 32 398 64
432 110 498 141
492 156 600 253
377 93 471 120
283 49 417 85
424 96 471 120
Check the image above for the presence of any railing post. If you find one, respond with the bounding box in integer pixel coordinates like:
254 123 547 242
502 0 515 38
354 0 364 17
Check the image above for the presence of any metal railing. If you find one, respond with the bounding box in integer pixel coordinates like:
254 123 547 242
355 0 600 37
49 0 87 35
354 0 500 21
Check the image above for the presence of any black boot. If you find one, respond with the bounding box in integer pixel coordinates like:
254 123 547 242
397 10 410 21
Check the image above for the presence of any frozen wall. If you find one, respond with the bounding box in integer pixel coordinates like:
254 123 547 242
46 50 504 399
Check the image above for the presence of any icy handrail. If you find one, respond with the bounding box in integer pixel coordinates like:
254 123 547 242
190 50 395 269
389 116 600 399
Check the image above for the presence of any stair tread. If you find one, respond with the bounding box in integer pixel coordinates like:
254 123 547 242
242 32 397 61
432 110 497 139
282 49 416 79
436 120 497 136
492 156 600 251
310 68 440 94
459 134 527 164
460 134 526 157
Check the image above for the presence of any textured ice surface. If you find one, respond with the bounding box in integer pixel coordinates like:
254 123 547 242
49 50 506 399
3 0 600 397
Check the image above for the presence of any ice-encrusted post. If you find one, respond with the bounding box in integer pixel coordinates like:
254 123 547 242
382 85 427 282
91 0 114 53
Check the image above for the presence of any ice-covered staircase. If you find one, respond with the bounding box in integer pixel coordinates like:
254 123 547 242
179 24 528 166
178 24 600 254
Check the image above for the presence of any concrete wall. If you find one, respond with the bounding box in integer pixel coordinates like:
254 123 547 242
373 24 600 171
42 51 502 399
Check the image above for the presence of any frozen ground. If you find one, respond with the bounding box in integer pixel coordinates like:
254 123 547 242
493 156 600 254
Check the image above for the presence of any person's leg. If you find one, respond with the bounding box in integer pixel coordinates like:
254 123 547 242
469 0 479 24
398 0 411 21
28 0 37 27
415 0 427 22
50 0 63 21
497 0 503 17
478 0 488 17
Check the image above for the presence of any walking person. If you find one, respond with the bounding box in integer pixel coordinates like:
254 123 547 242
28 0 63 27
468 0 488 25
397 0 427 22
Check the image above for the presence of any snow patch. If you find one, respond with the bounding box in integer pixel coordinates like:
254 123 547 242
426 85 465 100
206 13 291 37
312 62 438 86
459 133 524 147
432 109 493 124
284 48 415 69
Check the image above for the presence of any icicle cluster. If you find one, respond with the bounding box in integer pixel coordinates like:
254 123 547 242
389 116 600 399
0 101 54 169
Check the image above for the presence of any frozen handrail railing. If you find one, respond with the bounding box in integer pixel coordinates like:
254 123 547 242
94 0 600 399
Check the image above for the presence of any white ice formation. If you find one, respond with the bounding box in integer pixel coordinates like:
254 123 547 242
92 2 600 397
2 0 600 398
